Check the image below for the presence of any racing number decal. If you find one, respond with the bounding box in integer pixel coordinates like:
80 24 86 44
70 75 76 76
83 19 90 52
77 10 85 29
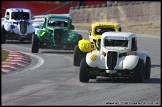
81 43 89 49
40 32 46 36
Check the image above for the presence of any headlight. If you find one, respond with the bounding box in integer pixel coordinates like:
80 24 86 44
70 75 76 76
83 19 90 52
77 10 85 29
10 25 15 29
90 54 97 61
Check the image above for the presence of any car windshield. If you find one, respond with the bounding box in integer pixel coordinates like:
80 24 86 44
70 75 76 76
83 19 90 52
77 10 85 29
48 19 68 27
104 39 128 47
11 12 29 20
95 27 115 35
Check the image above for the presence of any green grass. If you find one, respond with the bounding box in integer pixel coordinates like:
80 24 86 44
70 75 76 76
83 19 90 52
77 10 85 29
1 50 9 62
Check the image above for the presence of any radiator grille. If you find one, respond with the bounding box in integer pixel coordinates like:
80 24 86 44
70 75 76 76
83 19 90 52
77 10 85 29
107 51 118 70
54 29 63 44
20 21 27 34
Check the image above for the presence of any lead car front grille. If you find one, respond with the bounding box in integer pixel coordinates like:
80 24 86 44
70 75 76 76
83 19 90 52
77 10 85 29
20 21 27 34
54 29 63 44
107 51 118 70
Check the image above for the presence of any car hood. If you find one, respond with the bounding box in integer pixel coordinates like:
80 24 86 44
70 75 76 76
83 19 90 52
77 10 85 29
46 26 68 31
103 47 129 54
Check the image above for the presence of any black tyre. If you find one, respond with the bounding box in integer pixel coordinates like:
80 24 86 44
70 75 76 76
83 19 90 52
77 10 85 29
144 56 151 80
73 45 82 66
133 59 145 83
1 27 7 44
78 35 82 42
31 34 39 53
79 58 90 82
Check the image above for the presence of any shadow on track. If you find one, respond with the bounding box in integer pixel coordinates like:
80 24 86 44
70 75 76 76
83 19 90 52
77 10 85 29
151 64 161 68
87 77 160 84
40 50 74 54
6 40 31 44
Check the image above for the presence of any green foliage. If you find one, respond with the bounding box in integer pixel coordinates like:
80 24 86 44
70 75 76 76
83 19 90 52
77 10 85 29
1 50 9 62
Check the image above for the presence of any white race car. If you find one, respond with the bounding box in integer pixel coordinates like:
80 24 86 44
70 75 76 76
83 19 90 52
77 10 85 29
79 32 151 83
1 8 35 43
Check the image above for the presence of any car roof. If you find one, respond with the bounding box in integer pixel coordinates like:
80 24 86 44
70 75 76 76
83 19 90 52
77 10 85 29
91 22 120 27
6 8 31 12
102 32 136 39
45 14 71 19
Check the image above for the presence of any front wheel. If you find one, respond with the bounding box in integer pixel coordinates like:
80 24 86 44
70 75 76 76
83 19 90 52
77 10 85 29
144 56 151 80
133 59 145 83
79 58 90 82
31 34 39 53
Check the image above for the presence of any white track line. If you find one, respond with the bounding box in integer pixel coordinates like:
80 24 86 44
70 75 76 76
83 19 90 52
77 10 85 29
20 52 44 71
2 52 44 77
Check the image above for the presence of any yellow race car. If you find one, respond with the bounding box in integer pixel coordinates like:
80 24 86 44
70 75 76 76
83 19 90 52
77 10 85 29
73 22 122 66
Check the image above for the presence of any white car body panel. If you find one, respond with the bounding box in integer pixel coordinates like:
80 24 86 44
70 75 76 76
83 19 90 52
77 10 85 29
2 8 34 40
86 32 149 74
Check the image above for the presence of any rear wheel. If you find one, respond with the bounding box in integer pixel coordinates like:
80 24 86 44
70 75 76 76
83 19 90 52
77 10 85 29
144 56 151 80
78 35 82 42
1 27 7 44
133 59 145 83
79 58 90 82
31 34 39 53
73 45 84 66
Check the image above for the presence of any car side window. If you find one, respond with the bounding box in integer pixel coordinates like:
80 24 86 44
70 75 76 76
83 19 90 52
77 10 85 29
6 12 9 15
11 12 15 19
5 12 10 20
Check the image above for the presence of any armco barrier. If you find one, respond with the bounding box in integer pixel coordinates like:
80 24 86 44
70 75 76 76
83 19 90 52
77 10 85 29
32 15 45 24
32 14 70 24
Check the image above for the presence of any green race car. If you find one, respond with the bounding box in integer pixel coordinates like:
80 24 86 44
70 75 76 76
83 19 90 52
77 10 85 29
31 14 82 53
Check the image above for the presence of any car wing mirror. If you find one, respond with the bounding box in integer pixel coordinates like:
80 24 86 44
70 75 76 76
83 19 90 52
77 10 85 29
31 16 35 20
71 25 74 30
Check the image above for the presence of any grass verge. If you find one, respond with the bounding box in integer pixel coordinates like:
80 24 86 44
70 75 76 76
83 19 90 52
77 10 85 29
1 50 9 62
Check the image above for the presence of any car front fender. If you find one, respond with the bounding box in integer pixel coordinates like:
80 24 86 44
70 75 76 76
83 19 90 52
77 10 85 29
123 55 139 70
67 32 78 43
36 30 51 42
86 50 101 67
78 39 97 53
3 22 11 32
27 23 35 33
